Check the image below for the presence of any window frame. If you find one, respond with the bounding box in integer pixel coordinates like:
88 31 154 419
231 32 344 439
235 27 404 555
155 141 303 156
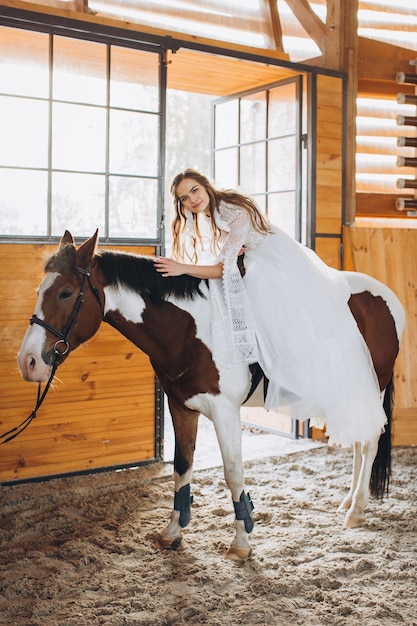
0 20 167 246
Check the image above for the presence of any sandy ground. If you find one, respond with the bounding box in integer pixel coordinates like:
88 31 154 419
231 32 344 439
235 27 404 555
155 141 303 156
0 425 416 626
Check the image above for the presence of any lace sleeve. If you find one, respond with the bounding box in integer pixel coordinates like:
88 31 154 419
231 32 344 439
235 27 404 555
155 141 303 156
217 208 251 261
209 206 258 365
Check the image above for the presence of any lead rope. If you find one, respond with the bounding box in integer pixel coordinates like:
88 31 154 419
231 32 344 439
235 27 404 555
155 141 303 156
0 356 61 445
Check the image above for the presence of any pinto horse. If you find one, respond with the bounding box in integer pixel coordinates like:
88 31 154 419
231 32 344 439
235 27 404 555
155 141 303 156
17 231 404 560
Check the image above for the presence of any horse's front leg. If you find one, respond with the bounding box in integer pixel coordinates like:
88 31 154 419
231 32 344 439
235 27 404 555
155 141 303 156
339 437 379 528
212 404 254 561
154 402 199 551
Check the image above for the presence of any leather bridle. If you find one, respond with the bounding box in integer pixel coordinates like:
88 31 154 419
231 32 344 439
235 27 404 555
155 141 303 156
0 265 104 444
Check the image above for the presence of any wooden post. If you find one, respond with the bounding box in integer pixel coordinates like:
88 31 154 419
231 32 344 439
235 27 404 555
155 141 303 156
325 0 358 226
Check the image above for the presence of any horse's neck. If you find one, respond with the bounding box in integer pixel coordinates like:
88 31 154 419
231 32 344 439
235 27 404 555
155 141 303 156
103 287 211 379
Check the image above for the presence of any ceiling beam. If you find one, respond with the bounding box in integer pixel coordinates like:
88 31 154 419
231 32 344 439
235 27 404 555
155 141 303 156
284 0 326 51
266 0 284 51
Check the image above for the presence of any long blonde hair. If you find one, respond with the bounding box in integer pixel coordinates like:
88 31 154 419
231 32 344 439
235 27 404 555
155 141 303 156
170 169 271 262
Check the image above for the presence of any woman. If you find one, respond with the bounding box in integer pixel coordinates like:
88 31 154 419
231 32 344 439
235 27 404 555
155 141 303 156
154 169 386 447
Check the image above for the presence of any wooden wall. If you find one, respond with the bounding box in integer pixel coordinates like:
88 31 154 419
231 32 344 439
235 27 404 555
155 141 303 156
0 242 158 483
314 74 344 269
347 223 417 445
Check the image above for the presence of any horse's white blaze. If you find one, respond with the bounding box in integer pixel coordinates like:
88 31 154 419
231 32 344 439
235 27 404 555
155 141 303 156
17 272 60 381
103 285 146 322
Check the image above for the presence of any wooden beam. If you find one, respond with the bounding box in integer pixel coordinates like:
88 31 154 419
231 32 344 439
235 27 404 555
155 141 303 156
266 0 284 51
358 37 417 82
356 193 414 218
322 0 358 224
0 0 290 61
284 0 326 51
358 78 415 98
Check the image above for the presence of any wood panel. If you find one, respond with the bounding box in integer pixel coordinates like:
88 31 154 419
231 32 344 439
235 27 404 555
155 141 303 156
167 48 297 96
0 0 291 97
347 224 417 445
0 242 158 482
356 193 415 218
315 74 344 263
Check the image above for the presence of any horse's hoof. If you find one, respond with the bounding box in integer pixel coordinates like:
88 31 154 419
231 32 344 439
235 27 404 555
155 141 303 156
154 534 182 551
225 545 252 561
343 513 366 529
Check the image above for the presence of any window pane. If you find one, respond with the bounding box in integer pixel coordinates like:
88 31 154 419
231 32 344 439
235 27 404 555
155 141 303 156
213 148 238 188
267 191 296 237
214 100 239 148
252 194 266 213
0 96 49 168
109 177 158 238
0 26 49 98
0 169 47 235
53 36 107 105
268 137 296 191
268 83 297 137
52 103 106 172
110 47 159 112
240 92 266 143
240 143 265 194
109 110 159 176
51 172 105 236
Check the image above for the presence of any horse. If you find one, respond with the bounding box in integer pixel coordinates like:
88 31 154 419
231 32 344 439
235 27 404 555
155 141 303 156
17 230 405 560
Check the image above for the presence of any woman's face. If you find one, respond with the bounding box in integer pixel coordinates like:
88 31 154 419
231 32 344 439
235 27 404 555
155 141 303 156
176 178 210 216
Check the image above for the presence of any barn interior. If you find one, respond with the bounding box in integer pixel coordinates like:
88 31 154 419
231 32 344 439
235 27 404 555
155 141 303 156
0 0 416 484
1 4 417 625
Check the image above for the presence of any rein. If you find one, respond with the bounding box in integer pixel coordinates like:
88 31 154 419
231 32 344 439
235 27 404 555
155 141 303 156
0 265 103 445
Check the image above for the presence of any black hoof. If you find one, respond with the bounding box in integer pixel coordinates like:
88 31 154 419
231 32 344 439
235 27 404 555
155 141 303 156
168 537 183 550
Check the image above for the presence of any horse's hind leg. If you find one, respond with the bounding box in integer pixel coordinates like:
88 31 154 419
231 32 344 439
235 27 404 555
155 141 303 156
338 442 362 513
154 403 199 551
339 381 393 528
339 437 379 528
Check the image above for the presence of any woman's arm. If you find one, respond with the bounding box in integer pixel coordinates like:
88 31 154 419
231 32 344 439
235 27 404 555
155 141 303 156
154 257 223 279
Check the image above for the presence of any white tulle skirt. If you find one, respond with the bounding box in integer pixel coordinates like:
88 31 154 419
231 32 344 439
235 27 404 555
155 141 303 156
243 227 387 447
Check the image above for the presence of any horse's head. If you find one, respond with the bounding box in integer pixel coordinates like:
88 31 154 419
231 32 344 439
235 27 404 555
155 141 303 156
17 230 104 383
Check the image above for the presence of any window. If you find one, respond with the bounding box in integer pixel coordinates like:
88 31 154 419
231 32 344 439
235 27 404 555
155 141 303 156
0 25 163 241
212 77 303 239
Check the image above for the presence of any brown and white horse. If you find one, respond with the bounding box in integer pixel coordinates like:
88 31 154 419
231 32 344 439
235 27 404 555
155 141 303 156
17 231 405 560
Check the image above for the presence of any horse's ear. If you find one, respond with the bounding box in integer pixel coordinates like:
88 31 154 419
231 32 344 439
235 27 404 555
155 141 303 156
60 230 75 247
75 229 99 268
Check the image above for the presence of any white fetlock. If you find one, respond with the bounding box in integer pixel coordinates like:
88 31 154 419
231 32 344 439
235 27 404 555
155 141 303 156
154 510 183 550
338 495 353 512
224 519 252 561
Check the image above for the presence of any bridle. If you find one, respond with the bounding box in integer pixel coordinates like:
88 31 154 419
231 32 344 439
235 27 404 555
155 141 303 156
0 265 104 444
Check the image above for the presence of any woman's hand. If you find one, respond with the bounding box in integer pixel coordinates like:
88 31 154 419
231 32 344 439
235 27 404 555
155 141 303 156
154 257 223 279
154 257 185 277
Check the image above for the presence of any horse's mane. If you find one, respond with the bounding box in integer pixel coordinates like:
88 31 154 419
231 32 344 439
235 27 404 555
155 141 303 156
45 244 205 301
97 250 205 301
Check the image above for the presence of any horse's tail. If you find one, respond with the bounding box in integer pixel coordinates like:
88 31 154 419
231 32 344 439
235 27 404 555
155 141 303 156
370 375 394 499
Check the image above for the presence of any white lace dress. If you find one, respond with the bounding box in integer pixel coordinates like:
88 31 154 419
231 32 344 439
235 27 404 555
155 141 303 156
195 202 387 447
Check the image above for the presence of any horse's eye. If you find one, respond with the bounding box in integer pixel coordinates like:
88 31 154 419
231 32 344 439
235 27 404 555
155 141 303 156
59 291 73 300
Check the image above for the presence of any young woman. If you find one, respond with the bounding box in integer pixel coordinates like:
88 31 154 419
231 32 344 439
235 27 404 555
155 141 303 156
154 169 386 447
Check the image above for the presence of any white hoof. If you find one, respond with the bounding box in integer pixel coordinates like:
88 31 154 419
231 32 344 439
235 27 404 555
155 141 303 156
225 544 252 561
343 512 366 529
154 533 183 551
